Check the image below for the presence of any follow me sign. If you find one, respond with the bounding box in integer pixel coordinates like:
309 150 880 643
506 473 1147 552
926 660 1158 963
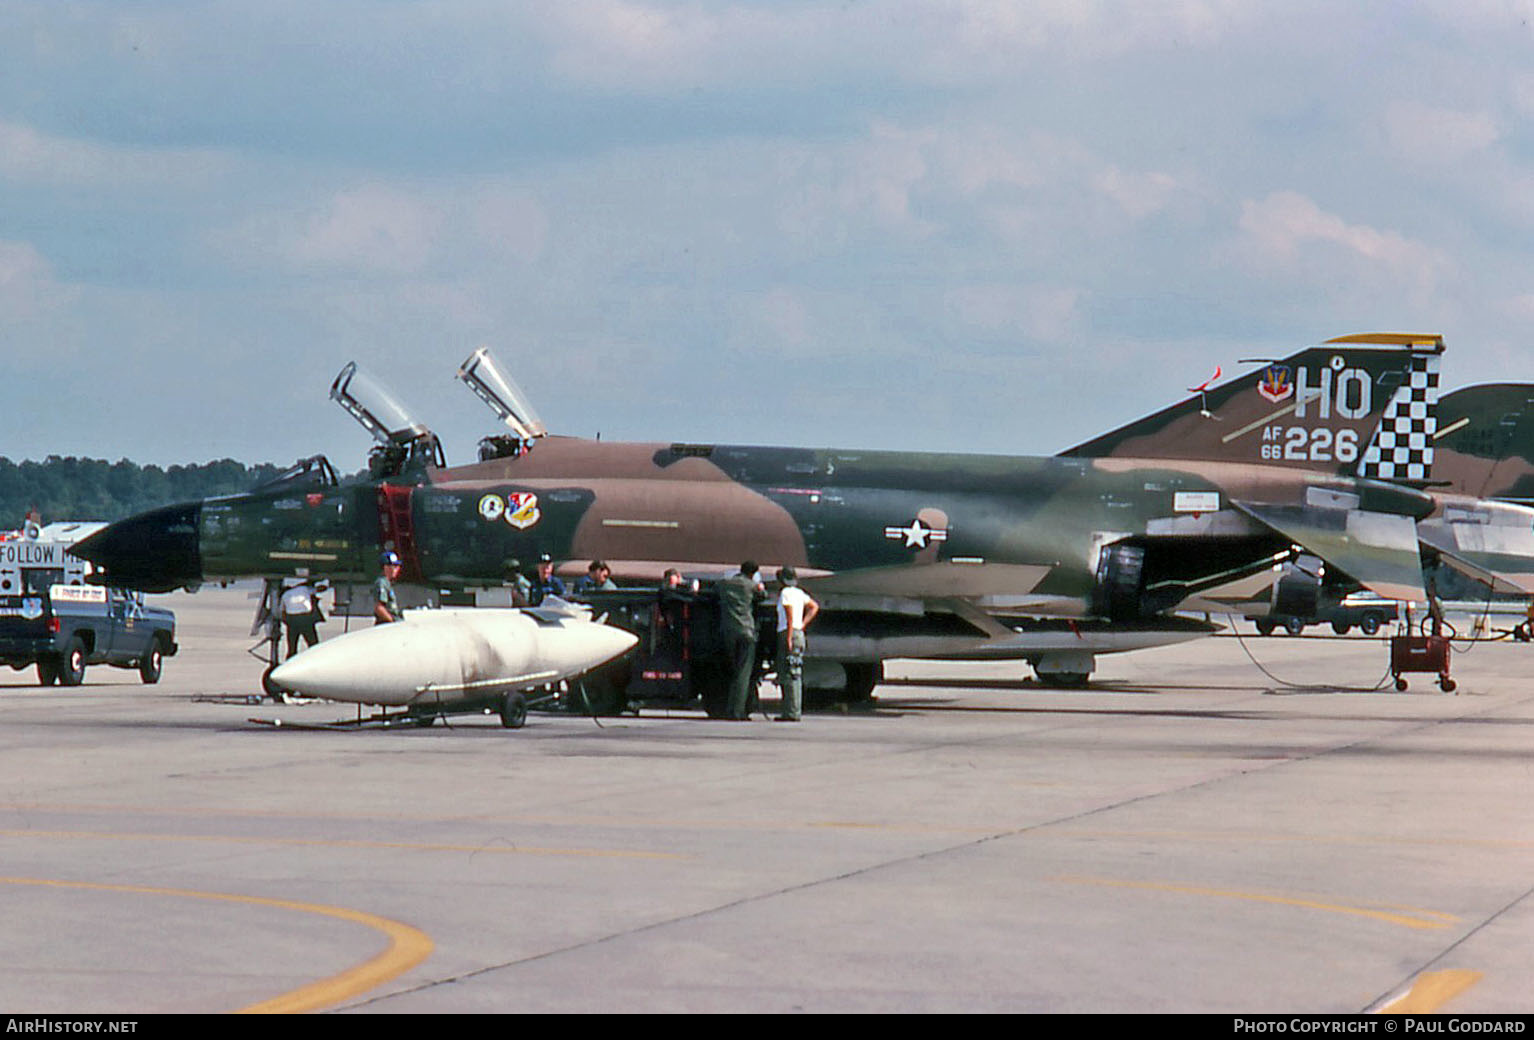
0 542 74 567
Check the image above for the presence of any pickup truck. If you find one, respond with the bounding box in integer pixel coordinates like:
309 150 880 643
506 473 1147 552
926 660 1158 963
0 584 177 686
1247 596 1398 637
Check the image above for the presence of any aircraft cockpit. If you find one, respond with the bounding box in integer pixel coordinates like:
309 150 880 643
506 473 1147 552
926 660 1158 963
457 347 547 461
329 361 446 479
250 455 340 493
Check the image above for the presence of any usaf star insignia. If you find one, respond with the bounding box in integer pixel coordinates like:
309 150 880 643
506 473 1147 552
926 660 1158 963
884 519 947 549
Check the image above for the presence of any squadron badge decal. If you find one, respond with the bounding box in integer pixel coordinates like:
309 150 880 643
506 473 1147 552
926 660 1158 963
1257 364 1294 404
478 494 505 522
506 492 541 530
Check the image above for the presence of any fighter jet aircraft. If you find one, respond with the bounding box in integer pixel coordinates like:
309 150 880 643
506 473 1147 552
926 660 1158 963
73 334 1461 691
266 598 638 727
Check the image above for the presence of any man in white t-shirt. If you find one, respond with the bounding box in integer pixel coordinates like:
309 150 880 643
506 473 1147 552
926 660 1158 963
279 579 325 658
774 566 819 722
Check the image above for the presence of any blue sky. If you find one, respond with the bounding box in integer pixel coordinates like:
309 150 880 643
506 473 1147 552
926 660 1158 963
5 1 1534 468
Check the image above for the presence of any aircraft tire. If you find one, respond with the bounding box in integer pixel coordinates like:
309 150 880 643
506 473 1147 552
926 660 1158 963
58 638 86 687
139 641 164 684
36 658 60 686
261 666 285 701
500 691 528 729
842 662 882 703
1036 670 1090 688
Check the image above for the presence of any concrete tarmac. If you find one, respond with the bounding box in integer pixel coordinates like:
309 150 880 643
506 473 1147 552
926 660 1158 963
1 583 1531 1014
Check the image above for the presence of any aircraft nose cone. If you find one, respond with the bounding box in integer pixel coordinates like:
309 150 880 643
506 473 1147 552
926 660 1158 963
72 502 203 592
592 623 639 664
269 641 353 701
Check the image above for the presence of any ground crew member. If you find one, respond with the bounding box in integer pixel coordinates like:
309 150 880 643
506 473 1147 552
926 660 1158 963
718 560 765 721
279 579 325 657
504 558 532 606
774 565 819 722
374 551 403 624
529 553 566 606
574 559 616 594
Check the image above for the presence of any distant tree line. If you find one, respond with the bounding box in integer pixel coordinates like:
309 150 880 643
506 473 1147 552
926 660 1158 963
0 456 285 525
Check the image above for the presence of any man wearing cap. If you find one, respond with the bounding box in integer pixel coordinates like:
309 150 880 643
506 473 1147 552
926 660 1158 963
374 551 403 624
529 554 566 606
774 566 819 722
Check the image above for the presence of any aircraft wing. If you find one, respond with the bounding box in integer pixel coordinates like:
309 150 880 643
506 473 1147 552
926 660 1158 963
801 562 1053 600
1232 501 1426 603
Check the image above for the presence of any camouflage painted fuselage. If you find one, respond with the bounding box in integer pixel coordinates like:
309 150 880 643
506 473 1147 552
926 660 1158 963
392 439 1434 614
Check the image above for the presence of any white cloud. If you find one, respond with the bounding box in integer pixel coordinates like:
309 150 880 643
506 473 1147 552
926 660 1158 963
1094 166 1182 221
1384 102 1499 164
776 122 941 242
540 0 1251 92
218 183 444 276
0 119 229 186
1237 190 1447 289
945 282 1083 342
292 185 441 273
0 240 73 322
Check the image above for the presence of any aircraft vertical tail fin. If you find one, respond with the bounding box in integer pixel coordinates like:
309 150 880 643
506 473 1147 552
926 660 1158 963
1060 333 1445 479
1425 384 1534 502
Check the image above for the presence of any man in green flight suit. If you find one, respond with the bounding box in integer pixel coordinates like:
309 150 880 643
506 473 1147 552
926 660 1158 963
716 560 765 721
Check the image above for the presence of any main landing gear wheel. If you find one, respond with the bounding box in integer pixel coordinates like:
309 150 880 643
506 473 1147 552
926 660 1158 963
1036 671 1090 688
842 662 882 703
500 691 528 729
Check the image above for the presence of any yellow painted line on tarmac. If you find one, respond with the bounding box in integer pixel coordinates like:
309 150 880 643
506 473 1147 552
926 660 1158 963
0 803 1000 835
1053 876 1456 930
1375 970 1483 1014
1054 827 1534 851
0 876 432 1014
0 827 683 859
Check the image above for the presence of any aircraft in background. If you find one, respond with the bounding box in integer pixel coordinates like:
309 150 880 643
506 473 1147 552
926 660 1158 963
76 333 1522 693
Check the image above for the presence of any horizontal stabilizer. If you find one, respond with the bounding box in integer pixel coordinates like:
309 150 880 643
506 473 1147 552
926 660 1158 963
803 562 1052 600
1428 547 1534 596
1417 509 1534 595
1234 501 1425 603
